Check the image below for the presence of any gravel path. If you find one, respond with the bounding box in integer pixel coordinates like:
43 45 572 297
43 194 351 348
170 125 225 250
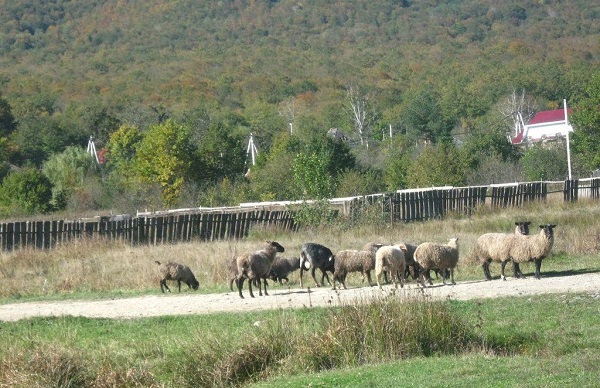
1 271 599 322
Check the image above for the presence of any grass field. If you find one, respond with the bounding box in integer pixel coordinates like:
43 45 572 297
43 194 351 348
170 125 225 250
1 199 600 386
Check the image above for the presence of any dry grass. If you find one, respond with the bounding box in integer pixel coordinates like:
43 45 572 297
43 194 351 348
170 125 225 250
1 199 600 300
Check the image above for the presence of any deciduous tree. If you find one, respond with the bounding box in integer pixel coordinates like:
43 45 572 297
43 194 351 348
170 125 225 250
571 72 600 172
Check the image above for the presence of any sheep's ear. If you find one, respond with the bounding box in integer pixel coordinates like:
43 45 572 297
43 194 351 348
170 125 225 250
551 224 557 228
539 225 545 229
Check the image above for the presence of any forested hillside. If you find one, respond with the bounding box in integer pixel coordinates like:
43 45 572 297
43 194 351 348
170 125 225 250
0 0 599 217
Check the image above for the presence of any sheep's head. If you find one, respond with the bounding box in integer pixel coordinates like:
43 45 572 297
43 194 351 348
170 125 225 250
266 240 285 253
448 238 459 249
190 279 200 290
515 221 532 235
539 224 557 238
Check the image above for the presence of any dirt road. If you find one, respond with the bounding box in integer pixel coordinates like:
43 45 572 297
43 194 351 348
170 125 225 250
1 271 599 322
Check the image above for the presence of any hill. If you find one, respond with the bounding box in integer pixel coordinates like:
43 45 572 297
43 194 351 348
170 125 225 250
1 0 598 120
0 0 599 214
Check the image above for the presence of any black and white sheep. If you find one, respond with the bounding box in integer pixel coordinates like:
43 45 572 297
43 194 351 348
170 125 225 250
331 242 383 290
299 243 335 288
413 238 459 287
269 256 301 285
375 245 405 290
236 240 285 298
501 224 556 280
471 221 532 281
155 260 200 293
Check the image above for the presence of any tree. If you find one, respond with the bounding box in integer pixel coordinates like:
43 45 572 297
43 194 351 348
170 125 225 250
520 143 569 181
134 120 199 206
497 90 540 140
42 146 98 210
106 124 143 174
344 84 378 147
407 143 466 188
571 72 600 172
0 93 17 138
460 121 520 171
293 151 333 199
404 91 454 144
382 136 413 190
0 168 53 215
197 120 246 182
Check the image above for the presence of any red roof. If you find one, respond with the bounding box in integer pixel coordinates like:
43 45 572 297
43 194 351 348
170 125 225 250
511 131 523 144
528 108 571 125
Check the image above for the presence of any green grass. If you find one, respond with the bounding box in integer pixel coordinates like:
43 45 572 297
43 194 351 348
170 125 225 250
1 293 599 387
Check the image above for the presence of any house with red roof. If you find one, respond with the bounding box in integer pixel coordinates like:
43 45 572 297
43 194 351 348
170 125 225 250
511 108 573 145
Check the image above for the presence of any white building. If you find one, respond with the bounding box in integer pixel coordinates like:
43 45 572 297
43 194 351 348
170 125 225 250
511 108 573 145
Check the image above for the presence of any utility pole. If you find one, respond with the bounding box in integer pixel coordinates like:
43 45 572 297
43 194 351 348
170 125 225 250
564 99 573 180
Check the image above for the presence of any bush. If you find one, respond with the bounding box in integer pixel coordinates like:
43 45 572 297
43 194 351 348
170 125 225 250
0 168 53 215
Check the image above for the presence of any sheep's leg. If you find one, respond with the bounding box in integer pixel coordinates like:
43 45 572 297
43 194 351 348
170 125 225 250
321 270 332 286
513 262 525 278
299 266 305 288
177 280 182 292
417 270 427 288
500 260 510 281
237 277 245 299
534 259 542 280
377 271 383 290
248 277 255 298
161 279 172 293
482 262 492 281
311 267 321 287
365 271 374 287
450 268 456 285
263 277 269 296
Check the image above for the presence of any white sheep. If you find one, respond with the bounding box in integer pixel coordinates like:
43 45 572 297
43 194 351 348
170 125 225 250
413 238 459 287
375 245 405 290
236 241 285 299
501 224 556 280
331 243 383 290
471 221 531 281
155 261 199 293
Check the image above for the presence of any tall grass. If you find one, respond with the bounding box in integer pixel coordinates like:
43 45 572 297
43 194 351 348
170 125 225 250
1 199 600 301
0 294 511 387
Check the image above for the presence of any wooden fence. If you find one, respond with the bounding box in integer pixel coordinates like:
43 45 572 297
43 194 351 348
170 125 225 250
1 178 599 251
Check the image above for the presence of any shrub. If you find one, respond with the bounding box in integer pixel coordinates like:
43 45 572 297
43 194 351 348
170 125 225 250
0 168 53 215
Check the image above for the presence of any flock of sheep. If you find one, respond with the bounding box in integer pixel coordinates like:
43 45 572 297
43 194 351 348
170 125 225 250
154 222 557 298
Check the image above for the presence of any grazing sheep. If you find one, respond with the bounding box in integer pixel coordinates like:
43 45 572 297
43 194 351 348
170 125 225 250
501 224 556 280
331 243 383 290
299 243 335 288
269 256 301 285
236 241 285 299
471 221 531 281
155 261 200 293
375 245 405 290
413 238 459 287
